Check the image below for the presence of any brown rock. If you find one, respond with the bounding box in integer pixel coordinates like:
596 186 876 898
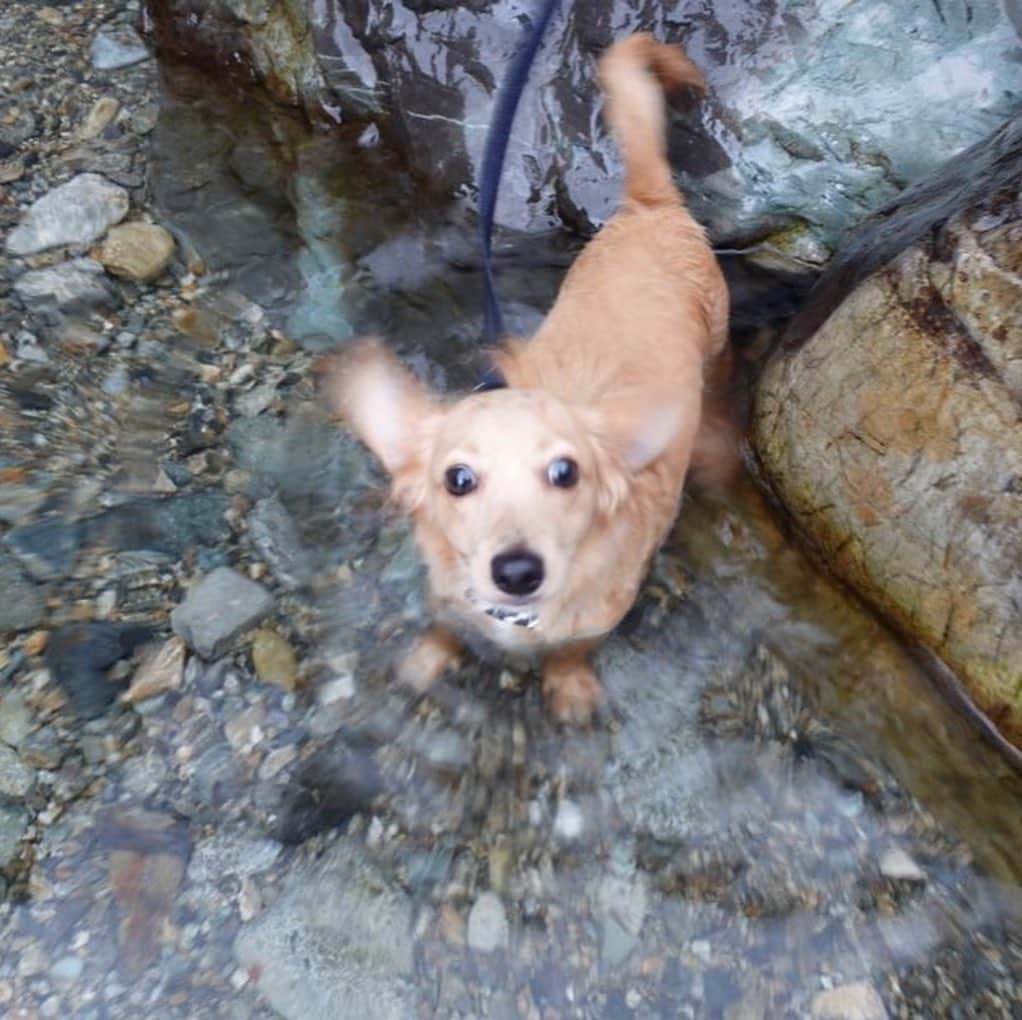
122 637 185 703
98 222 175 281
80 96 120 139
251 628 299 691
753 189 1022 749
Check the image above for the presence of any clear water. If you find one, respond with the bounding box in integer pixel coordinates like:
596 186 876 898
1 58 1019 1020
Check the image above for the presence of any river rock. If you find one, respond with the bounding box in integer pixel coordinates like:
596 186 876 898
13 257 118 313
0 745 35 801
4 516 82 581
98 222 176 281
250 628 299 690
235 838 416 1020
753 149 1022 748
44 622 155 719
172 567 274 659
811 981 888 1020
145 0 1020 251
467 891 509 953
122 637 186 704
0 552 45 633
0 803 30 870
247 493 315 589
6 173 129 256
91 25 150 70
80 96 120 139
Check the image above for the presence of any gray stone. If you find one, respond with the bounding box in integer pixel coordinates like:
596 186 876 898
0 745 35 800
0 483 46 526
171 567 274 659
0 553 45 633
147 1 1020 253
601 916 638 968
235 839 415 1020
0 802 30 869
3 517 82 581
466 891 509 954
13 258 118 313
247 494 315 589
6 173 129 256
101 366 131 395
91 26 150 70
0 690 34 748
44 622 154 720
421 730 470 774
86 490 231 557
187 833 282 885
49 956 84 986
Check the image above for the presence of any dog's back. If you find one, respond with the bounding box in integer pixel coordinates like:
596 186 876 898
496 34 729 420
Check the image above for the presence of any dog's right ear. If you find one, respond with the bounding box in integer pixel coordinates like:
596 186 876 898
316 337 441 510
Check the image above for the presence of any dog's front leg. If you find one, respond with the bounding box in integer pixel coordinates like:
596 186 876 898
396 626 462 692
542 643 603 725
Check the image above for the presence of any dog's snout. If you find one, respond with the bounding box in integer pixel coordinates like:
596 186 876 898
491 549 544 596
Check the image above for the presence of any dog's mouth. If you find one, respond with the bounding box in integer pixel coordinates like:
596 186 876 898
466 589 540 630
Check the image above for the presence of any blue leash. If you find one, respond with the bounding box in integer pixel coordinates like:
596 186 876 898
476 0 563 390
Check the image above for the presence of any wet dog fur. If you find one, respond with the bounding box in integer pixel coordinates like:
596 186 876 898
320 34 735 723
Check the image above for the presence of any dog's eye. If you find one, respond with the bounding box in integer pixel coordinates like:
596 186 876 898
444 464 477 496
547 456 579 489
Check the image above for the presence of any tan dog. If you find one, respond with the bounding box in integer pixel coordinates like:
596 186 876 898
322 33 732 723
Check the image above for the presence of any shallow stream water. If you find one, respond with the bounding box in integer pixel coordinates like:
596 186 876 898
2 48 1020 1020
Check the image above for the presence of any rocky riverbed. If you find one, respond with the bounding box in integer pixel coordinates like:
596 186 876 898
1 2 1021 1019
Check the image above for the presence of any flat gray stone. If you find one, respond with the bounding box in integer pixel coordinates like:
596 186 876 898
0 483 46 526
235 839 415 1020
247 494 314 589
0 690 34 748
0 745 35 800
0 553 45 633
466 892 509 953
187 833 282 885
13 258 118 312
4 517 82 581
171 566 273 659
6 173 129 256
90 26 150 70
0 803 30 869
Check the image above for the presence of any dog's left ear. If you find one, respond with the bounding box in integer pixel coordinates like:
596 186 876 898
316 337 442 510
582 399 688 514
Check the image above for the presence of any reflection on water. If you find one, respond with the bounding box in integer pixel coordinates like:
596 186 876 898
0 61 1019 1020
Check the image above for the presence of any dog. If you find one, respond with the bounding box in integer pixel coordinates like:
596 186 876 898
321 33 733 723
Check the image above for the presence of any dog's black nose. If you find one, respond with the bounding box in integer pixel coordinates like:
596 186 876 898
491 549 544 596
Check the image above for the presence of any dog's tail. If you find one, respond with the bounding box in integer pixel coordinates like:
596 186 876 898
597 33 705 208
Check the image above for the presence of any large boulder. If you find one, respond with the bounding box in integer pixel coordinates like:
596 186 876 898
144 0 1020 255
752 117 1022 750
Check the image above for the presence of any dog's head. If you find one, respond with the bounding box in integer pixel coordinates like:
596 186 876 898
320 339 680 642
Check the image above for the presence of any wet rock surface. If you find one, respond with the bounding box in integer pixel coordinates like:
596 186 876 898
753 162 1022 749
234 839 416 1020
145 0 1021 256
5 172 129 255
171 567 274 659
0 2 1020 1019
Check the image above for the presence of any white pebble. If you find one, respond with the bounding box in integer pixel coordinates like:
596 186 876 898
553 799 583 841
467 891 509 953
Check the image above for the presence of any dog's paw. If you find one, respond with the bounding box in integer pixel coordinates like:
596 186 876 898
396 628 461 693
542 658 603 726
